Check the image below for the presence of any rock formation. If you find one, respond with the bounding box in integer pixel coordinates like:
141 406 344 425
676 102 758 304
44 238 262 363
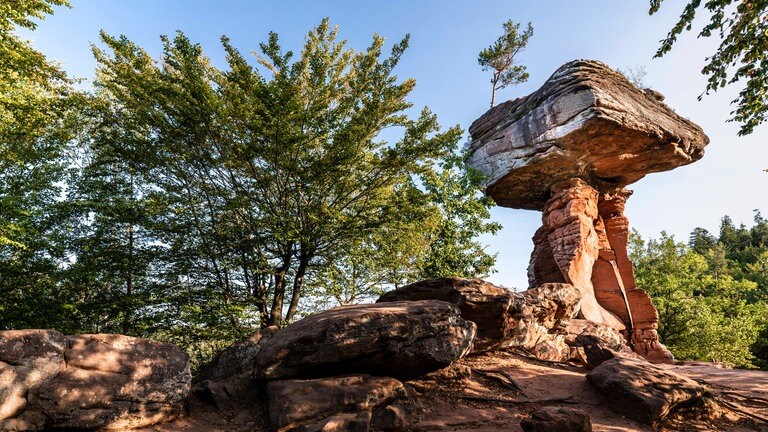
521 406 593 432
0 330 190 430
467 60 710 363
376 277 581 357
255 300 476 380
587 357 711 424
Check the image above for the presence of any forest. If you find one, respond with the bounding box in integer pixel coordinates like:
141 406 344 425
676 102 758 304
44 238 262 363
2 1 767 370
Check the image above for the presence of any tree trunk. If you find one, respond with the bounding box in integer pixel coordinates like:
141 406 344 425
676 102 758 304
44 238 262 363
268 244 294 326
285 246 310 324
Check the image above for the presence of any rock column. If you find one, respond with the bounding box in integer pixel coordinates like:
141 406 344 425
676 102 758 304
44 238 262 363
528 179 673 363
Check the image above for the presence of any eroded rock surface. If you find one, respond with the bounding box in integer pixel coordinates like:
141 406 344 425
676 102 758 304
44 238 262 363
266 375 405 432
467 60 703 363
377 277 515 351
0 331 191 431
587 357 711 424
521 406 593 432
377 278 581 361
0 330 67 421
255 301 476 380
467 60 708 210
510 283 582 361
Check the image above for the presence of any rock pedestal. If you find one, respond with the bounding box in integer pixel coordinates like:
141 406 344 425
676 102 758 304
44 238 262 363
467 60 710 363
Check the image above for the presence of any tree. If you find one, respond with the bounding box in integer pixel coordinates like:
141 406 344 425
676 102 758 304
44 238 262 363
90 19 497 333
618 64 648 89
631 229 767 368
649 0 768 135
0 0 84 331
478 20 533 108
308 150 500 308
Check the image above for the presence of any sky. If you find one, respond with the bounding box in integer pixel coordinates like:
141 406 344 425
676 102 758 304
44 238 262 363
23 0 768 290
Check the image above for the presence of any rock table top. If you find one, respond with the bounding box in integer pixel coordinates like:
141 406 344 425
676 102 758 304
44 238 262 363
467 59 709 210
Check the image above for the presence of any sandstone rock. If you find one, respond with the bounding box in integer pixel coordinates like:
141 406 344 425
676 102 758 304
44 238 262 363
377 277 516 351
294 411 372 432
521 283 582 330
255 301 476 380
265 375 405 432
24 334 190 430
467 60 702 364
587 357 710 424
506 283 581 362
520 406 592 432
467 60 708 211
371 404 406 431
565 319 625 350
0 330 67 421
572 335 622 369
565 319 630 367
196 326 278 382
530 179 627 328
377 278 581 361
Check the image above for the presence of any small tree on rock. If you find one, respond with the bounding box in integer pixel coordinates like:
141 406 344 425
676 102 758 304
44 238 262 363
478 20 533 108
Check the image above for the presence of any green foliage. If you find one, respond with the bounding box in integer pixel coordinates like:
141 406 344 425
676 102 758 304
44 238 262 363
0 0 85 331
1 5 502 367
631 211 768 368
83 18 499 342
477 20 533 107
650 0 768 135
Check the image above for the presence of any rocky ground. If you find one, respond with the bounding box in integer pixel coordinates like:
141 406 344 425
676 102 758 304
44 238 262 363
143 351 767 432
4 278 767 431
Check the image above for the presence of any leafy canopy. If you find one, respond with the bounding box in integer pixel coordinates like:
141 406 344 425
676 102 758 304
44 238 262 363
88 18 498 336
650 0 768 135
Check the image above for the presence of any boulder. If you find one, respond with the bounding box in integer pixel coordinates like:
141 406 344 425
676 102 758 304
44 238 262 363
586 357 710 424
266 375 405 432
12 334 191 430
520 406 592 432
377 277 516 351
467 59 708 211
565 319 625 350
571 335 624 369
196 326 278 382
507 283 581 362
255 301 476 380
377 279 581 361
0 330 67 421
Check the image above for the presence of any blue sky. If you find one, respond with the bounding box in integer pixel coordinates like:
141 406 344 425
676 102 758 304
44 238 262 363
24 0 768 289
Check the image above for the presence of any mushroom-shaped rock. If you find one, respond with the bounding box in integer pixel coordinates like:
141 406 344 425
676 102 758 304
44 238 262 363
467 59 708 210
467 60 705 364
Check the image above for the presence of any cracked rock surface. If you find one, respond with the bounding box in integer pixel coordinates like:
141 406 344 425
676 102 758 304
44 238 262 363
467 59 708 211
0 330 191 430
255 300 477 380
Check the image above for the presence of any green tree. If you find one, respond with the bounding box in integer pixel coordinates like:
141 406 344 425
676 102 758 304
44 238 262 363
630 230 763 367
0 0 84 331
309 150 500 307
91 19 497 334
417 152 500 279
649 0 768 135
477 20 533 108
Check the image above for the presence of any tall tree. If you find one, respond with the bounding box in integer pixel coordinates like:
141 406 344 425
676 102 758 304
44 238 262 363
0 0 83 331
91 19 496 331
650 0 768 135
477 20 533 108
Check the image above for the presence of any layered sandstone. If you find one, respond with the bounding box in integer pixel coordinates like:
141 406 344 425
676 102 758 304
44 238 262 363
467 60 708 211
467 60 709 363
